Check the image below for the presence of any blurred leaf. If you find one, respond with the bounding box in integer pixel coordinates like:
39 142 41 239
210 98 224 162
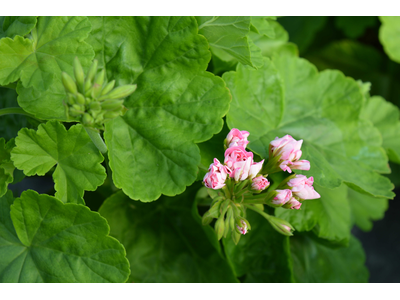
278 16 328 54
291 233 369 282
379 16 400 63
223 209 294 282
0 16 37 39
335 16 377 39
98 187 238 283
276 184 351 245
348 187 388 232
0 138 15 197
11 121 106 204
0 190 130 283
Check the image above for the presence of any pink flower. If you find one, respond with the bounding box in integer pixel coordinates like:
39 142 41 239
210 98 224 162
251 175 270 191
249 159 264 179
203 158 228 189
224 146 254 181
287 175 321 200
272 189 292 205
236 219 248 235
269 135 310 173
284 198 302 210
226 128 250 149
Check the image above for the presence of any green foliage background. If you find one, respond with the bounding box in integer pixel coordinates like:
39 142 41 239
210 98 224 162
1 16 400 283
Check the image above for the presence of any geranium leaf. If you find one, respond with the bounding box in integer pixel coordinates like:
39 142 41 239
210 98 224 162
0 16 38 39
222 209 294 282
0 16 94 120
196 16 263 69
224 54 394 199
361 95 400 164
0 138 15 197
98 186 238 283
85 17 230 201
276 183 351 245
10 121 106 204
379 16 400 63
348 187 389 232
290 234 368 282
335 16 377 39
0 190 129 283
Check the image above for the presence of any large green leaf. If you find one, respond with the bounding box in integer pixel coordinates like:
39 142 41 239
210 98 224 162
10 121 106 204
361 95 400 164
348 186 388 232
290 234 368 282
0 16 37 39
379 16 400 63
0 16 94 120
0 190 129 283
276 184 351 245
98 187 237 283
196 16 263 69
335 16 377 39
0 138 15 197
224 54 394 199
223 209 294 283
86 17 230 201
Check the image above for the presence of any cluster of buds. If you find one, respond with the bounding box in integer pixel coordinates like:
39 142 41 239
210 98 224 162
61 57 137 130
201 128 320 244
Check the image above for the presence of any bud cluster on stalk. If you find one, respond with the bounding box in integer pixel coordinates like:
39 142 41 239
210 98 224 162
61 57 137 130
201 128 321 244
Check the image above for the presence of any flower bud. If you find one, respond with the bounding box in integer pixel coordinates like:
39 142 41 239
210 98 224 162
225 128 250 149
202 201 222 225
203 158 228 190
287 175 320 200
283 197 302 210
271 189 292 206
86 60 98 83
232 230 241 245
91 83 103 99
101 80 116 96
100 84 137 100
75 93 86 105
94 69 106 87
61 72 77 94
73 57 85 92
67 93 76 105
101 99 124 111
251 175 270 191
89 102 101 112
248 160 264 179
224 206 233 238
267 215 294 236
103 110 122 120
215 215 225 240
82 113 94 126
235 218 250 235
84 78 92 94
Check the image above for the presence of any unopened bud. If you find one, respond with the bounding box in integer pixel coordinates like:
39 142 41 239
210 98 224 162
61 72 77 94
85 86 93 97
103 110 122 120
73 57 85 92
202 201 222 225
101 99 124 111
67 93 76 105
101 80 115 96
99 84 137 100
224 206 233 238
267 216 294 236
232 230 241 245
235 218 250 235
82 113 94 126
215 216 225 240
76 93 86 105
85 97 92 105
86 60 98 83
219 199 230 216
84 78 92 93
91 83 103 99
94 69 106 87
89 102 101 112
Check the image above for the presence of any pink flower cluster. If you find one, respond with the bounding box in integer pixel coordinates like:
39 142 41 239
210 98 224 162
272 175 320 209
203 129 267 190
270 135 310 173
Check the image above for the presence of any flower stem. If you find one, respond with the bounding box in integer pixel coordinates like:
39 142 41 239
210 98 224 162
245 204 272 220
84 127 108 154
0 107 42 121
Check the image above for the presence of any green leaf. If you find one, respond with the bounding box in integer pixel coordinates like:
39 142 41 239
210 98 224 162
223 209 294 282
86 17 230 201
276 184 351 245
224 53 394 199
98 186 238 283
290 234 368 282
0 138 15 197
335 16 377 39
278 16 328 54
361 95 400 164
196 16 263 69
348 187 388 232
10 121 106 204
0 16 94 120
379 16 400 63
0 16 37 39
0 190 130 283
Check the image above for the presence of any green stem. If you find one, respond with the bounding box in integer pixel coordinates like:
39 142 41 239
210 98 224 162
85 127 108 154
0 107 42 121
245 204 272 220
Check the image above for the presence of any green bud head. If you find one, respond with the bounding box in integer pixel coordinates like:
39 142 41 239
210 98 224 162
67 93 76 105
89 102 101 112
94 69 106 87
61 72 77 94
101 80 115 96
100 84 137 100
94 113 104 124
76 93 86 105
84 86 93 98
103 110 122 120
85 97 92 105
86 59 98 83
73 57 85 92
91 83 103 99
101 99 124 111
84 78 92 93
72 104 85 112
215 216 225 240
82 113 94 126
